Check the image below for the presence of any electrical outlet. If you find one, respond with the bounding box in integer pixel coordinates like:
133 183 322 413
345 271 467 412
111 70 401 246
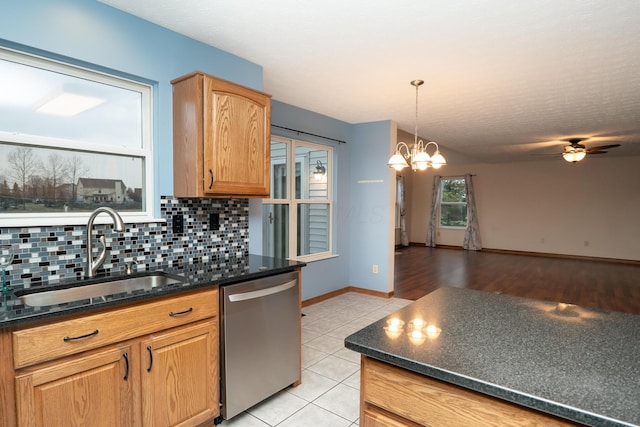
372 264 379 274
209 213 220 231
172 214 184 234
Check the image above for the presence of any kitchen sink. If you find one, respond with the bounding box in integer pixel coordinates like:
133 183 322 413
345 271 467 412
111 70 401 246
15 272 185 307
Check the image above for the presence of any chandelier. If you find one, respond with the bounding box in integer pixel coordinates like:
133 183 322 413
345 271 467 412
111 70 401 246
387 80 446 171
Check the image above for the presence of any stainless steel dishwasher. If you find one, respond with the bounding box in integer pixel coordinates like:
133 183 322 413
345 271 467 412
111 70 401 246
220 271 301 421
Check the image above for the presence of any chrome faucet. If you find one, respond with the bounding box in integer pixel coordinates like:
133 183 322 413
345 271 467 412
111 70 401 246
85 207 125 278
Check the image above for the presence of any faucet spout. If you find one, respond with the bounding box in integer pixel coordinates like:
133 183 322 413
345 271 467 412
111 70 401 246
85 207 125 278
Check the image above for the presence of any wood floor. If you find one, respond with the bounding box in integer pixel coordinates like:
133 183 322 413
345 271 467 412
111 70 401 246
393 246 640 315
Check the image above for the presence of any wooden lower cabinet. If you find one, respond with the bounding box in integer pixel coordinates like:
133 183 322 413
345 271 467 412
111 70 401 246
361 356 580 427
15 345 135 427
7 289 219 427
141 320 218 427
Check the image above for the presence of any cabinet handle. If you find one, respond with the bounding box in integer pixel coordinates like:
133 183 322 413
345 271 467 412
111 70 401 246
146 345 153 372
123 352 129 381
63 329 99 342
208 169 214 189
169 307 193 317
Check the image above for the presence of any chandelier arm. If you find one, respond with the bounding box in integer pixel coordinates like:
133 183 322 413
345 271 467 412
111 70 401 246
424 141 439 153
394 141 412 159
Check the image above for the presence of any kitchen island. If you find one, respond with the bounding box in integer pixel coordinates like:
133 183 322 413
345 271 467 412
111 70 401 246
345 287 640 427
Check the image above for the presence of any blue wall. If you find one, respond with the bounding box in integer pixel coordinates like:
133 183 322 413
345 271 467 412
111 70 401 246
348 121 395 293
0 0 263 214
1 0 396 300
259 100 353 300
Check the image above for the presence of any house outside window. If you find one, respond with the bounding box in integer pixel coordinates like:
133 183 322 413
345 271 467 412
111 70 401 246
439 177 467 228
262 137 333 261
0 45 153 226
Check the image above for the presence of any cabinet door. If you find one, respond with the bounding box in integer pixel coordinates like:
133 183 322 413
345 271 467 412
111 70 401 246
203 77 270 196
141 319 218 427
15 345 134 427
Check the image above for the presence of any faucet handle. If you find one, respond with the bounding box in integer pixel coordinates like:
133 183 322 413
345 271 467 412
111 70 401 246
126 258 139 275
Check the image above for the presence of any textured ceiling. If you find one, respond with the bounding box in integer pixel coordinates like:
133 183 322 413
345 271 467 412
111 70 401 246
99 0 640 164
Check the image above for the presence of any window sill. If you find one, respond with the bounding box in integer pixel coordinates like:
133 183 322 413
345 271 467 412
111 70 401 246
292 253 339 263
0 213 166 228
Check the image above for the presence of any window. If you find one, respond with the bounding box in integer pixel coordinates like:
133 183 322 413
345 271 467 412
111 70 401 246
262 137 332 261
439 177 467 228
0 46 153 226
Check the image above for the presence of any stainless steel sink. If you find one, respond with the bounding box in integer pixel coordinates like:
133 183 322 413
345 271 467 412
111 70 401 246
16 272 184 307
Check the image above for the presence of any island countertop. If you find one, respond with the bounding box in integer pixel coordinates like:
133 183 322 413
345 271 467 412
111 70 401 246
344 287 640 427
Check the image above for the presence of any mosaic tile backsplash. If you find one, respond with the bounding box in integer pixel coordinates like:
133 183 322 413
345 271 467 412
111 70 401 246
0 196 249 289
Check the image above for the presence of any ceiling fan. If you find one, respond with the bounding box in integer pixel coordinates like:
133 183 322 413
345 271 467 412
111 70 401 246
542 138 621 163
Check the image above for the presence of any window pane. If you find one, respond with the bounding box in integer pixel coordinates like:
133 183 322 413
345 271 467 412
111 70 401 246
295 146 328 200
0 142 145 213
440 204 468 227
297 203 329 256
270 140 288 198
262 204 289 259
441 178 466 203
0 56 143 149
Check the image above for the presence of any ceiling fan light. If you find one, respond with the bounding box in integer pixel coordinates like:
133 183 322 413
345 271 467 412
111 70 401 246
562 150 586 163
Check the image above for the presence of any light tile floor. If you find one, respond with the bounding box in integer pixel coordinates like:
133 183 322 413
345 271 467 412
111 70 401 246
220 292 413 427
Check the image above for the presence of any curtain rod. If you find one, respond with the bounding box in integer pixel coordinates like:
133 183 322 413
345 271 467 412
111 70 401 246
271 124 347 144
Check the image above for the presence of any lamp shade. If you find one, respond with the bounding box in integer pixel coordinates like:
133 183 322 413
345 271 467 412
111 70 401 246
412 150 431 171
562 150 586 163
430 150 447 169
388 152 409 170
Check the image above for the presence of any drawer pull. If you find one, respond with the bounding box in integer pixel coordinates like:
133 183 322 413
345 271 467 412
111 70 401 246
147 345 153 372
63 329 99 342
169 307 193 317
123 352 129 381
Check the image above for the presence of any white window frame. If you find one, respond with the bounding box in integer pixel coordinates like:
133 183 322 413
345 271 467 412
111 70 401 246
263 136 333 262
0 46 155 227
439 176 468 229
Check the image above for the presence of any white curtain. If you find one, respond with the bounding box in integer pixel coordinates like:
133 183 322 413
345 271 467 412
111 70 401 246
398 175 409 246
425 175 441 247
463 174 482 250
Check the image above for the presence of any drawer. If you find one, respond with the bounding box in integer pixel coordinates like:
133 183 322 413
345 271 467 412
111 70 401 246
13 288 218 369
362 357 577 427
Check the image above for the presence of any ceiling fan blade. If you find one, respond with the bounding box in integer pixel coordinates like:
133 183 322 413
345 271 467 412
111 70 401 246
587 150 607 154
586 144 620 152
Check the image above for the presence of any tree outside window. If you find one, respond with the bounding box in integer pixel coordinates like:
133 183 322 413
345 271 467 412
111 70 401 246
439 177 467 228
0 46 152 225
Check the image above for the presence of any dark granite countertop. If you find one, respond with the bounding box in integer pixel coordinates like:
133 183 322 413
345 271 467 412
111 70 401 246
1 254 305 328
345 287 640 427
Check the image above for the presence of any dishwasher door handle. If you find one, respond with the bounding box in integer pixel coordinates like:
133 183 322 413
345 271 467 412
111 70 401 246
228 280 297 302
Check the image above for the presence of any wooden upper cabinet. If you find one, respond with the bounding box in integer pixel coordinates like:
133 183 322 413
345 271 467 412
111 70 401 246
172 71 271 198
